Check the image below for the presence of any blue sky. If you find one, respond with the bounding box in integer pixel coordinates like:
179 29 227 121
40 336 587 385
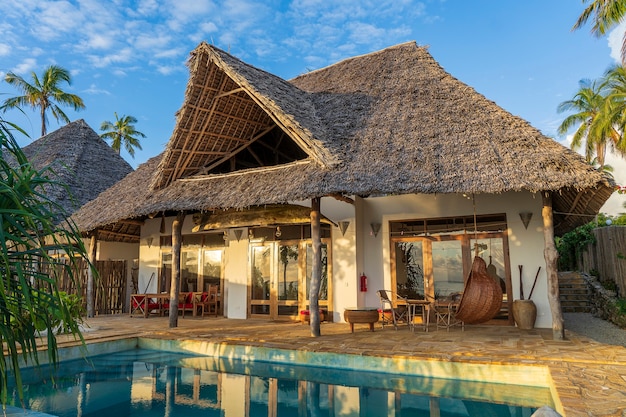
1 0 625 213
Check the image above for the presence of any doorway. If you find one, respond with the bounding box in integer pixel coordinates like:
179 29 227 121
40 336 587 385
249 240 330 321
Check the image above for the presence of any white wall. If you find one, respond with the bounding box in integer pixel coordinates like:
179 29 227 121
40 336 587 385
138 217 163 294
224 229 249 319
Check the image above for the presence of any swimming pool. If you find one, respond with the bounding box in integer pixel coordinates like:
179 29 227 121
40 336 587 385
9 342 554 417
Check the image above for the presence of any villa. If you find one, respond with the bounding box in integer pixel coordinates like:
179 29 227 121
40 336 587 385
71 41 613 330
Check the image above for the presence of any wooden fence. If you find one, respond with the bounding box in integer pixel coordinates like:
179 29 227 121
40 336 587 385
48 258 127 315
580 226 626 297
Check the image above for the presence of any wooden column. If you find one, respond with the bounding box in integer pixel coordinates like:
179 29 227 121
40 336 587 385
310 197 322 337
86 232 97 318
169 213 185 328
542 192 564 340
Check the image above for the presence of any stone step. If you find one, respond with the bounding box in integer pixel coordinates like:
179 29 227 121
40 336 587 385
560 288 589 294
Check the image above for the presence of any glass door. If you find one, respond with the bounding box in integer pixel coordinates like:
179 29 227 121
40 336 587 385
430 239 464 300
277 243 300 319
250 240 331 321
250 245 272 317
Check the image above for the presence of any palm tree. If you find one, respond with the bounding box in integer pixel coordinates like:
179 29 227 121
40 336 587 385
601 64 626 156
557 78 617 167
100 112 145 158
573 0 626 64
2 65 85 136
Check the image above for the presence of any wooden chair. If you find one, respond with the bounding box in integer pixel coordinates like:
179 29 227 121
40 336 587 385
433 292 464 331
178 292 196 317
198 286 219 317
376 290 408 329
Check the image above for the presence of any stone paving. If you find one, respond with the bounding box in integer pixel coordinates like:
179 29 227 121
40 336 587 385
49 315 626 417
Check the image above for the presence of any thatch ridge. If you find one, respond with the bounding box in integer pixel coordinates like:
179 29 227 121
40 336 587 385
72 42 614 239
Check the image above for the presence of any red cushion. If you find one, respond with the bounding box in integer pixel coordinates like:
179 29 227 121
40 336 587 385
132 295 146 308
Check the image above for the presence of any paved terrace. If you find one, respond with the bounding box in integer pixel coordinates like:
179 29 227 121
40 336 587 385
47 315 626 417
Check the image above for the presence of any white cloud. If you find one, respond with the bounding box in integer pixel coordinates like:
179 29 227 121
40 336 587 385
608 21 626 63
156 65 177 75
87 48 133 68
34 1 84 41
165 0 215 31
83 83 111 95
12 58 37 74
0 43 10 56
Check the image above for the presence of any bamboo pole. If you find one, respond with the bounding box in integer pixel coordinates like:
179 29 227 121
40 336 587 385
169 213 185 328
310 197 322 337
86 232 97 318
542 192 564 340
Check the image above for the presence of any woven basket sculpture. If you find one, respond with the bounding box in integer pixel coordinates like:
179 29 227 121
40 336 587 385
455 256 503 324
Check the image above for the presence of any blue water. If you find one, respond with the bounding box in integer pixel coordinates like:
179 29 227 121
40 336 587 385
10 349 550 416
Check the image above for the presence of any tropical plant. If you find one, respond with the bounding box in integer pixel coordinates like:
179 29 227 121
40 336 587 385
100 112 145 158
0 116 88 404
573 0 626 64
2 65 85 137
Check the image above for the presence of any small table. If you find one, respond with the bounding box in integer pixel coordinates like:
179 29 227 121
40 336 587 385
406 299 431 332
344 308 379 332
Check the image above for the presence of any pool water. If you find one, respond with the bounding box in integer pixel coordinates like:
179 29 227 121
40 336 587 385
10 349 551 416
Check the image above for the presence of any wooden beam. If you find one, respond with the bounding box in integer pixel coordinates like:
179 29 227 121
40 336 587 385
198 125 275 174
214 87 245 99
86 232 97 318
327 193 355 205
118 219 145 226
99 230 140 241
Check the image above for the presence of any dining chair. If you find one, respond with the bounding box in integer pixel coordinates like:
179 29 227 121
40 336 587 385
376 290 408 329
433 292 464 331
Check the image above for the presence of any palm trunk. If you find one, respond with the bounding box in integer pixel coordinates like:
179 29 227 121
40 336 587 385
309 197 322 337
169 213 185 328
542 192 564 340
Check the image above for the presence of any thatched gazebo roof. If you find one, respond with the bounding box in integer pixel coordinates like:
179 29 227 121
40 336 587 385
18 119 133 218
71 41 614 242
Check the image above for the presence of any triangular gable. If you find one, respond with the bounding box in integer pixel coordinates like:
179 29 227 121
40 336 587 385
152 42 338 190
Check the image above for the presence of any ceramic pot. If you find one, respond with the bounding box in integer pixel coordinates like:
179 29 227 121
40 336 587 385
512 299 537 330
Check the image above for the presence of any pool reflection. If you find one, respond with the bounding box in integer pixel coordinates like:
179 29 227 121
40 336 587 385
11 350 548 417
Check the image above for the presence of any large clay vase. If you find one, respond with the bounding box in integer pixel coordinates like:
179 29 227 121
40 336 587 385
512 299 537 330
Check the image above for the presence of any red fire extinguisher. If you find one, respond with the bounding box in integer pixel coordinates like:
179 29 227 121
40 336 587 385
360 273 368 292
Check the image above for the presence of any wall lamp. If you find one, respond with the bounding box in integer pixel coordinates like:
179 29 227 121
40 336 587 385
370 222 381 237
338 221 350 236
519 212 533 230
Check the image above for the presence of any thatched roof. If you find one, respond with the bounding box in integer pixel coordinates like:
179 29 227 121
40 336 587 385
18 119 133 217
71 41 614 241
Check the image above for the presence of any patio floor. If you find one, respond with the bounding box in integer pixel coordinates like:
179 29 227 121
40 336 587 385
49 315 626 417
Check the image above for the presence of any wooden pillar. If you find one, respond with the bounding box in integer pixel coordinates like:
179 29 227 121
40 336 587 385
542 192 564 340
310 197 322 337
169 213 185 328
86 232 97 318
